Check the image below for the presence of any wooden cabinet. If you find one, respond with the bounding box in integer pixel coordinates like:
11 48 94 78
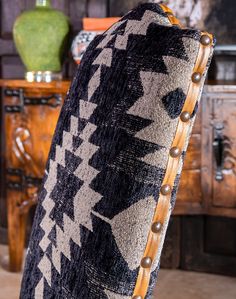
0 80 70 271
175 83 236 218
0 80 236 272
202 84 236 218
167 83 236 275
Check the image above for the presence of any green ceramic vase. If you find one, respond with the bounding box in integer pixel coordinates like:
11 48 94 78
13 0 69 82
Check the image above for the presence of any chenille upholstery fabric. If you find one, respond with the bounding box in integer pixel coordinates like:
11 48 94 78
20 3 214 299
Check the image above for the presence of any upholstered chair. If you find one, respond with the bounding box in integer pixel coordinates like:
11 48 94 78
20 3 214 299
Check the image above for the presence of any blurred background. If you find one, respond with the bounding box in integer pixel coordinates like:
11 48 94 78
0 1 236 298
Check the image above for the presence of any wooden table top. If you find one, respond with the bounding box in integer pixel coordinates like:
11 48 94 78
0 79 71 93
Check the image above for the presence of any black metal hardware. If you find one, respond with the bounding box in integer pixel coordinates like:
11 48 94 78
5 105 22 113
6 168 42 191
4 88 62 113
213 123 224 181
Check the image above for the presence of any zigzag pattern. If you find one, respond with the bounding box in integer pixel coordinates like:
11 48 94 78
20 4 210 299
51 104 101 273
115 10 171 50
35 116 80 295
35 24 115 294
38 7 184 294
127 41 194 168
36 104 103 295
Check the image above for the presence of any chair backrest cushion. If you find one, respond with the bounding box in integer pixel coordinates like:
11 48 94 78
20 3 214 299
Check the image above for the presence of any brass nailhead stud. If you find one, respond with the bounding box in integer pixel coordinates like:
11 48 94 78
132 296 142 299
170 146 181 158
151 221 162 233
200 34 211 46
160 184 171 195
141 257 152 268
192 72 202 83
180 111 191 122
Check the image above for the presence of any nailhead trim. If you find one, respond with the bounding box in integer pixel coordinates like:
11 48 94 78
141 257 152 268
200 34 211 46
169 146 181 158
151 221 162 233
132 5 213 299
160 184 172 195
180 111 191 122
192 72 202 83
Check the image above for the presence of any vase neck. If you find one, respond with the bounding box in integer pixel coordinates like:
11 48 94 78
36 0 51 7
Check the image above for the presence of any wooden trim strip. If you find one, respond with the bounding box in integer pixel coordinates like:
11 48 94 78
159 4 183 27
132 8 214 299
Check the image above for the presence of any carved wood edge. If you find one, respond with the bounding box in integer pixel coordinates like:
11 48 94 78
13 127 41 215
1 81 69 215
13 127 41 177
132 5 214 299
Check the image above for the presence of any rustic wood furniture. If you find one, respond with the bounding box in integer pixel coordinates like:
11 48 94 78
0 80 70 271
0 79 236 272
177 82 236 219
155 81 236 273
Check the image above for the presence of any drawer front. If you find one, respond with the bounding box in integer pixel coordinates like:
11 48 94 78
212 97 236 208
202 88 236 218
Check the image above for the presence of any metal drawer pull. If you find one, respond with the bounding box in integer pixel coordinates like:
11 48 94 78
213 123 224 181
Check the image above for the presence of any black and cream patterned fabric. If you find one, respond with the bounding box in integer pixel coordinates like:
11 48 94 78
20 3 214 298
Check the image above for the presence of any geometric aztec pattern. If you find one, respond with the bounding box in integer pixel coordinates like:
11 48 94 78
20 3 211 299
